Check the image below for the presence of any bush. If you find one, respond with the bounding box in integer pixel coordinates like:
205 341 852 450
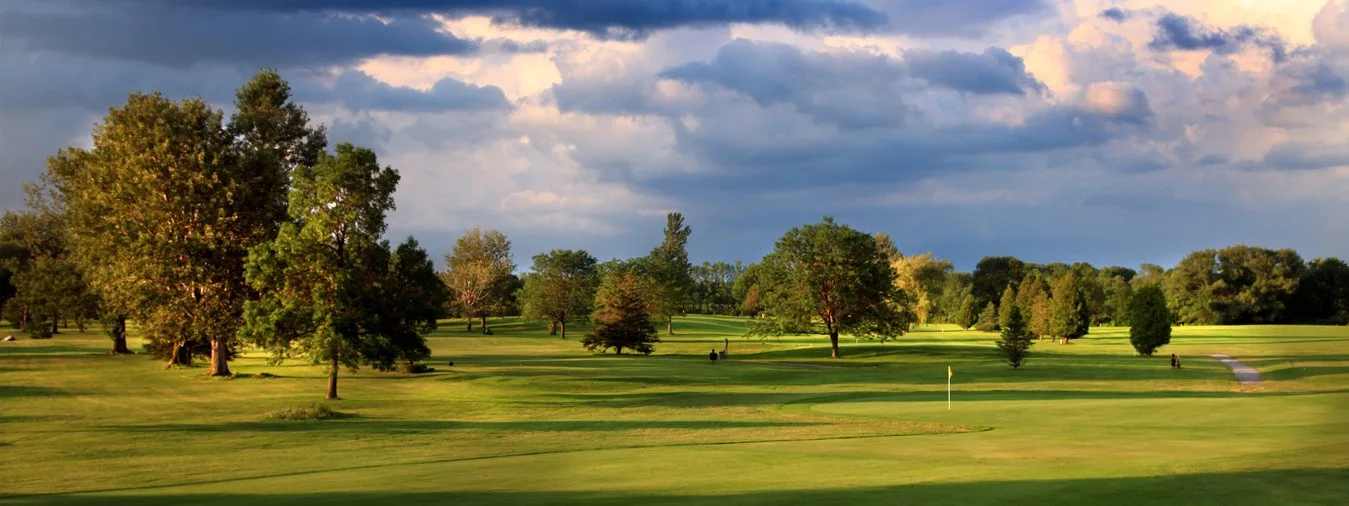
265 402 346 421
1129 285 1172 356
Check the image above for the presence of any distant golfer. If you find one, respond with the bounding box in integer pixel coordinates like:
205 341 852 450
709 350 718 362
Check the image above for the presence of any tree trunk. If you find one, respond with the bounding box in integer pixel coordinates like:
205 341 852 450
548 320 557 335
327 351 340 400
17 306 27 331
51 318 59 335
560 320 567 339
168 341 192 367
667 318 673 336
467 317 473 332
208 339 231 376
615 347 622 355
480 316 488 334
829 330 840 359
108 317 131 355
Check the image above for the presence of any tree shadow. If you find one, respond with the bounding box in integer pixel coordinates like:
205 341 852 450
8 468 1346 505
99 418 827 434
0 385 76 399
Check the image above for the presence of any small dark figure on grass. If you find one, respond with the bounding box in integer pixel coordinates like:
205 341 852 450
1170 354 1177 369
709 350 718 362
581 272 660 355
995 306 1034 369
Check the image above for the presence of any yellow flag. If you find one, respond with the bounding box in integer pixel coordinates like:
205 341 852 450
948 366 952 380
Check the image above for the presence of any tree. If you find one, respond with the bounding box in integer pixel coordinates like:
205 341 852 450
1293 257 1349 324
240 143 408 399
751 217 909 358
48 93 245 373
892 252 954 327
1103 275 1133 326
971 256 1025 310
1129 285 1172 356
442 228 514 333
974 302 999 332
732 263 763 316
45 71 325 371
371 238 451 371
644 212 694 334
582 271 660 355
1029 291 1052 339
0 206 98 338
954 292 976 330
1211 245 1304 324
997 285 1017 329
996 306 1034 368
1049 273 1088 341
521 249 599 339
1166 250 1219 325
1014 271 1048 319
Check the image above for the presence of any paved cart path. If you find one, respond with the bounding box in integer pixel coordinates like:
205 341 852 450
1210 354 1260 384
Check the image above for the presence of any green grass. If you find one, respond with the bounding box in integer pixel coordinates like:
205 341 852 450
1 316 1347 504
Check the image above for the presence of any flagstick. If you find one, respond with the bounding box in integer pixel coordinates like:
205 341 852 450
947 375 951 410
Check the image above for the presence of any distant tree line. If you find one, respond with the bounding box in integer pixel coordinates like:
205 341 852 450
1 70 1345 394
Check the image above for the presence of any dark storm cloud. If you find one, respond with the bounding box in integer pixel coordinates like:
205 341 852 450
903 47 1046 96
1099 7 1130 22
119 0 890 38
1149 13 1288 62
1260 142 1349 171
303 71 512 113
876 0 1050 37
0 4 478 68
658 39 910 128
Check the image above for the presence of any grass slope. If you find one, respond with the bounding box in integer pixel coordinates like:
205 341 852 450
1 316 1347 504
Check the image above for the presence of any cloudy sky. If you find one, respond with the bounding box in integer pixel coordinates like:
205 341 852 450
2 0 1347 271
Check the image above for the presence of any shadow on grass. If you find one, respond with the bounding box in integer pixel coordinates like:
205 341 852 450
101 419 827 434
0 385 77 398
7 468 1347 505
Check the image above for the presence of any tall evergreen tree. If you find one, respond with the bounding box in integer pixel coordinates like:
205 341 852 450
1129 285 1172 356
583 271 660 355
974 302 999 332
645 212 694 334
1029 291 1052 339
955 292 977 330
995 306 1034 368
997 285 1017 329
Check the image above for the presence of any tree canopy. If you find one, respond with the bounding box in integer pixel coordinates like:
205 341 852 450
521 249 599 339
750 217 910 358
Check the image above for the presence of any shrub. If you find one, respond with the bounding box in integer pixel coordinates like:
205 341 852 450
265 402 346 421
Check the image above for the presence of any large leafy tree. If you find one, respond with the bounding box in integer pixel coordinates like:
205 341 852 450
521 249 599 339
45 71 324 371
1103 274 1133 326
241 143 421 400
1129 285 1172 356
971 256 1025 310
1049 272 1088 341
442 228 514 333
1166 250 1220 325
582 271 660 355
0 203 98 338
750 217 909 358
1293 257 1349 325
644 212 694 334
49 93 242 373
892 252 954 327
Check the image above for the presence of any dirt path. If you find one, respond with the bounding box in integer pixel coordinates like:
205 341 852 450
1210 354 1260 384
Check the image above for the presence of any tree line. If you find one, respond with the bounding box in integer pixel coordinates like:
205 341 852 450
1 70 1345 396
